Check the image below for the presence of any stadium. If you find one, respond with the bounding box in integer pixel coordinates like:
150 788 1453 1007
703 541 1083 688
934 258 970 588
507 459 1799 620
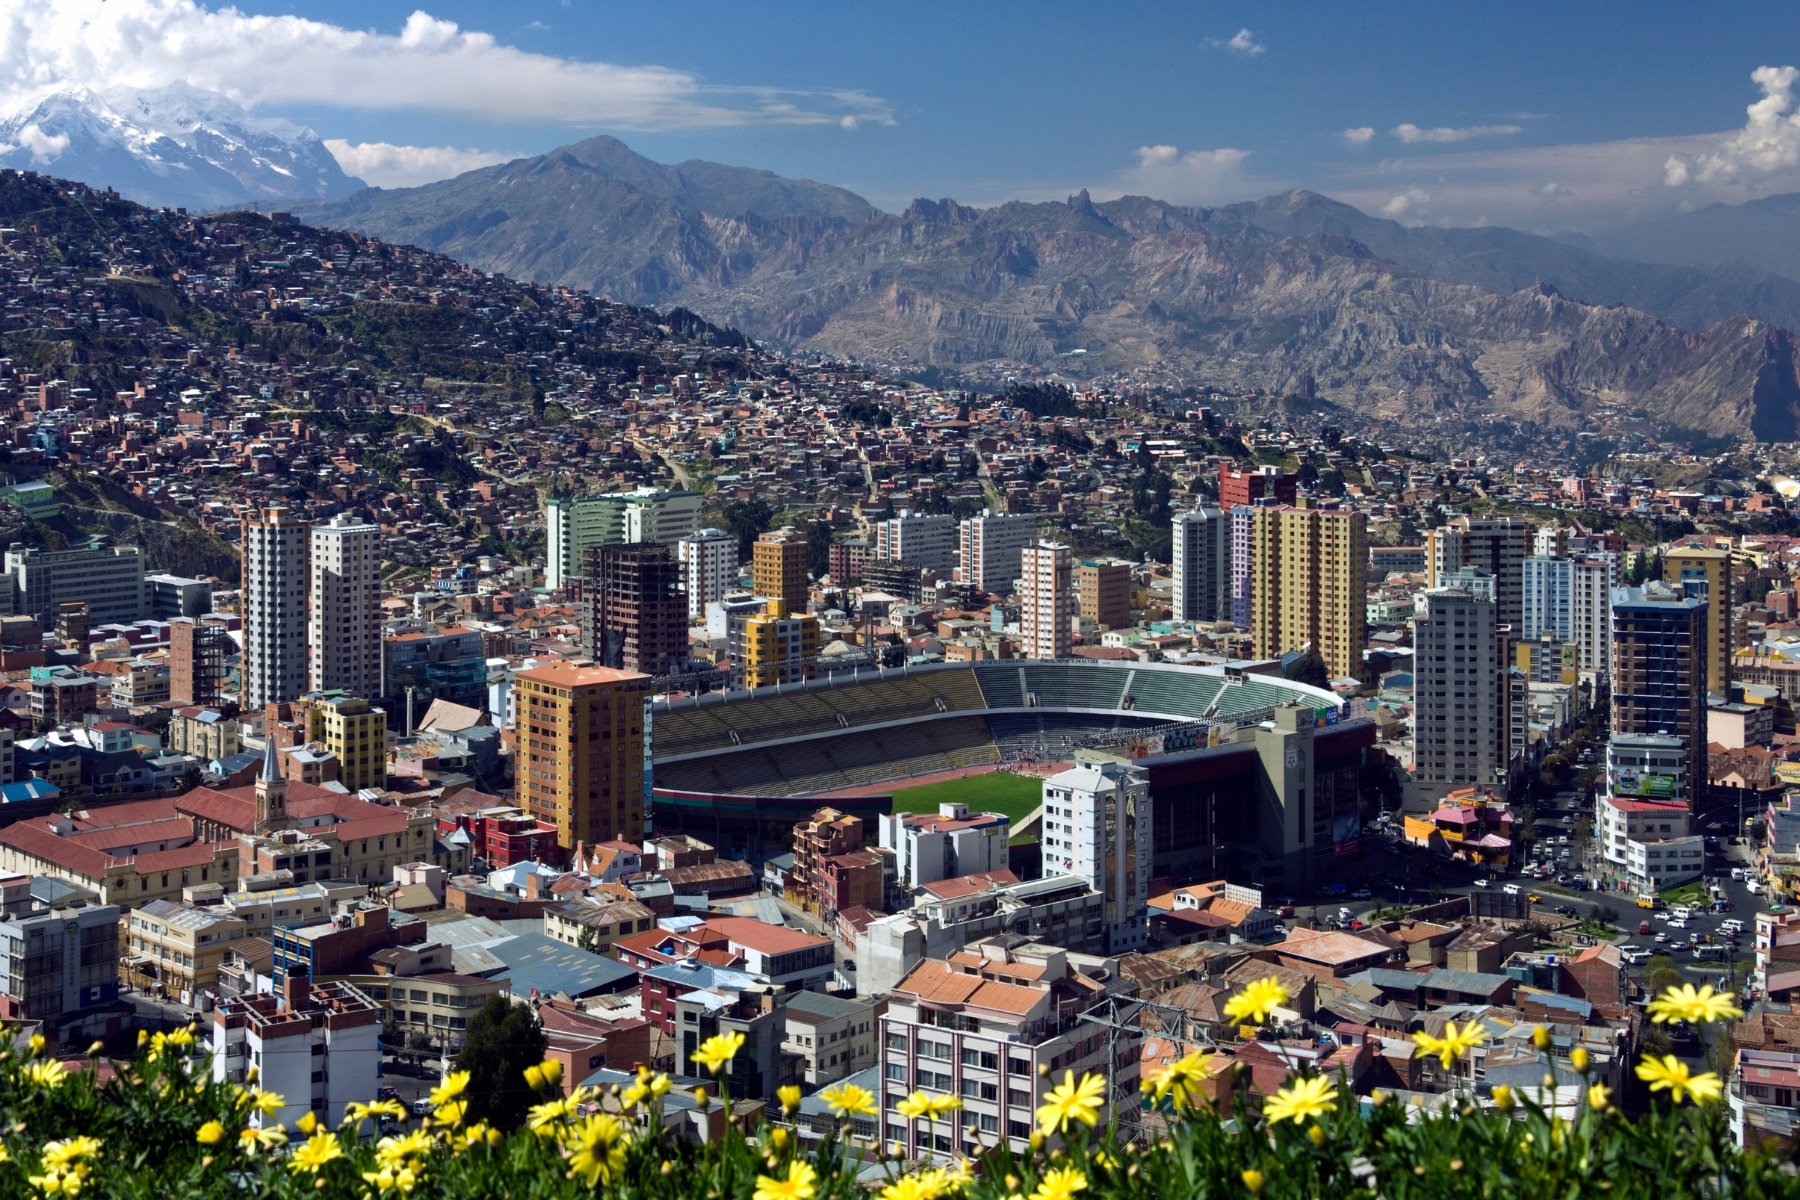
648 659 1375 890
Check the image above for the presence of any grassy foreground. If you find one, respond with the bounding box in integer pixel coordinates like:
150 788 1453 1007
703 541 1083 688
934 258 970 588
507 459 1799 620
0 1022 1796 1200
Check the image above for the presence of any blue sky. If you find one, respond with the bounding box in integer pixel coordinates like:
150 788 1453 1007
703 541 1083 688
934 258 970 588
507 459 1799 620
10 1 1800 230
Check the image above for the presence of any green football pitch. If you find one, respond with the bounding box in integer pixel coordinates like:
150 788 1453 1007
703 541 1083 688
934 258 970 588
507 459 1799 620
887 771 1043 824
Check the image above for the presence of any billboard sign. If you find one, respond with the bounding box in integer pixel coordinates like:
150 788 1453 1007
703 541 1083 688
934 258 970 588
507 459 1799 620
1614 767 1679 800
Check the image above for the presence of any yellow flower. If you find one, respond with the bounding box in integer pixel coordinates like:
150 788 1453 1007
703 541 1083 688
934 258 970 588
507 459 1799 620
434 1099 468 1128
25 1060 67 1088
1587 1082 1612 1111
1242 1169 1265 1195
567 1113 629 1187
343 1099 407 1127
40 1138 100 1172
376 1130 433 1167
1647 982 1744 1026
778 1083 803 1114
527 1094 582 1139
1263 1075 1338 1126
691 1030 746 1074
1531 1025 1551 1051
1569 1047 1590 1075
195 1121 225 1147
28 1034 45 1057
288 1131 344 1175
1222 977 1290 1026
1635 1054 1723 1104
362 1163 422 1196
237 1125 288 1155
1411 1019 1488 1071
1035 1070 1106 1137
1491 1084 1513 1111
295 1111 318 1137
821 1081 877 1117
754 1159 818 1200
897 1090 939 1120
430 1070 470 1108
1142 1051 1213 1111
879 1175 939 1200
237 1088 285 1116
1032 1166 1088 1200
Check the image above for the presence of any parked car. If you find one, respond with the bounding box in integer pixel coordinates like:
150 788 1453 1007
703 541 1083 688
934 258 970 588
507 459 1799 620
1351 888 1372 900
1638 920 1652 935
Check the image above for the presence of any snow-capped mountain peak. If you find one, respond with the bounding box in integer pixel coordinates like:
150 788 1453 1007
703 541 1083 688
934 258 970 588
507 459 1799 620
0 83 364 210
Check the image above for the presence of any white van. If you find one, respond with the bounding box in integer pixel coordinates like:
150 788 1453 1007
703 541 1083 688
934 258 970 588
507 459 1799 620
1502 884 1522 896
1672 906 1692 921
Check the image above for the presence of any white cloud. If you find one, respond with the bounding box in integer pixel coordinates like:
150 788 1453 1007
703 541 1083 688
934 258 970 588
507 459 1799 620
324 140 516 189
0 1 893 131
1098 143 1270 206
1203 28 1264 58
15 121 66 159
1666 64 1800 186
1393 123 1522 144
1341 126 1375 146
1380 185 1432 219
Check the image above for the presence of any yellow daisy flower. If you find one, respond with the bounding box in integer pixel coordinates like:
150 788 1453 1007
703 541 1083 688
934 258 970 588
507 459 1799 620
1034 1070 1105 1137
1032 1166 1088 1200
754 1159 818 1200
691 1030 746 1073
1222 976 1290 1026
1634 1055 1723 1104
287 1131 344 1175
1411 1019 1488 1071
1263 1075 1338 1126
821 1081 877 1117
1647 983 1744 1026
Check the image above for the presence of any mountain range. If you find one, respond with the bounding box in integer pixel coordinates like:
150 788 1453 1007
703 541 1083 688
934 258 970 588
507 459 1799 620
12 82 1800 443
286 138 1800 441
0 83 361 210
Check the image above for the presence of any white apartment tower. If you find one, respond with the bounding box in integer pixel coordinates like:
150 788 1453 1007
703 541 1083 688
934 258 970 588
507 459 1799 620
875 511 957 575
1522 556 1574 641
1041 762 1151 952
958 510 1037 595
308 513 382 697
544 488 703 591
242 506 309 709
1171 506 1229 623
1019 541 1072 659
1413 571 1506 789
1571 552 1620 680
677 528 739 622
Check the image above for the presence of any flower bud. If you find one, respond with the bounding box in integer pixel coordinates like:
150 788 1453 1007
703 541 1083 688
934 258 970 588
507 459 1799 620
1531 1026 1551 1051
1308 1124 1326 1148
1570 1047 1590 1075
1492 1085 1513 1111
1242 1169 1265 1195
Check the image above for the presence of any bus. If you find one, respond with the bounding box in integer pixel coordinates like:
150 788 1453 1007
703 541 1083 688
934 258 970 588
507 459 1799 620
1635 894 1663 910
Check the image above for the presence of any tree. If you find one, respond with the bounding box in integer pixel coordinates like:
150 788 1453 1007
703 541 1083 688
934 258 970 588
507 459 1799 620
1644 956 1683 1000
455 995 548 1130
718 497 774 560
1283 650 1331 690
805 518 833 580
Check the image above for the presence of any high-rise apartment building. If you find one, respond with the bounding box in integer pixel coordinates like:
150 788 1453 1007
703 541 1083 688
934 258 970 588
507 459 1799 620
1665 546 1733 698
1041 762 1151 953
308 513 381 698
1413 572 1507 790
1228 505 1259 627
1250 506 1368 680
1522 555 1573 641
242 506 309 709
544 488 703 591
676 528 738 622
957 510 1037 595
874 511 957 576
169 617 231 707
514 660 651 851
1019 541 1072 659
735 599 820 690
1219 463 1298 509
1571 553 1620 680
1427 516 1534 631
1075 561 1131 630
582 543 687 678
2 543 147 627
1171 506 1229 623
1611 582 1708 807
752 527 809 615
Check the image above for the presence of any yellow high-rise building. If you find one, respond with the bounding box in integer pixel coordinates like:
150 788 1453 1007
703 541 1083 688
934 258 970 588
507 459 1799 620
1664 546 1732 698
739 599 820 689
305 694 388 793
1251 506 1368 681
753 527 809 614
514 660 651 851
